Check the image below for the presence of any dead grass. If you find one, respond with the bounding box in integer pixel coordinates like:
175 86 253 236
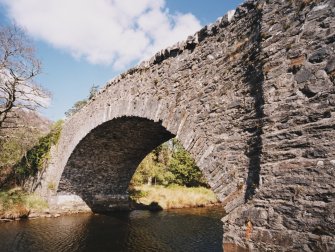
131 184 219 209
0 187 48 219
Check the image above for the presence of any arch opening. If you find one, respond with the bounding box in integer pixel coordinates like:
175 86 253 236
128 138 219 210
58 116 175 212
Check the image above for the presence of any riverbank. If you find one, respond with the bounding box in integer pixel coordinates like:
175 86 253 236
1 185 220 221
129 184 219 210
0 187 50 221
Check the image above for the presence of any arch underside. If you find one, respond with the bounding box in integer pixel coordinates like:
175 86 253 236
58 117 174 212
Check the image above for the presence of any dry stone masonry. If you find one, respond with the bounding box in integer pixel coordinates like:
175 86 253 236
38 0 334 250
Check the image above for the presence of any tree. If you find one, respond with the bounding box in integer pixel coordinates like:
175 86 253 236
88 85 99 100
65 85 99 117
64 100 87 117
0 25 49 130
168 139 207 187
131 151 175 186
130 139 208 187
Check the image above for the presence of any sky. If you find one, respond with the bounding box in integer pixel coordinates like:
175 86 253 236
0 0 242 121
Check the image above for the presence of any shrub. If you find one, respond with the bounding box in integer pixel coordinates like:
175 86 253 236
0 187 48 218
14 120 63 182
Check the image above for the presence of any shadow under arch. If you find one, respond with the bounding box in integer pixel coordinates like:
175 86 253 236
57 116 175 212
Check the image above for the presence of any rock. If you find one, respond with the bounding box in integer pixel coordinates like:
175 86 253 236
325 57 335 74
28 212 40 218
301 82 324 96
303 148 327 158
295 68 312 83
325 34 335 44
207 54 215 60
308 48 329 63
317 161 324 167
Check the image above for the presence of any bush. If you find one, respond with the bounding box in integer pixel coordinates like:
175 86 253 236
14 120 63 182
130 139 208 188
0 187 48 218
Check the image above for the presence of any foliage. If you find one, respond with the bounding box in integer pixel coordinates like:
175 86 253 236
0 187 25 211
65 85 99 117
0 125 48 167
0 132 25 166
64 100 87 117
0 116 51 187
47 181 56 191
128 187 149 201
169 139 207 187
0 187 48 218
132 151 175 186
88 85 99 99
14 120 63 182
130 139 208 188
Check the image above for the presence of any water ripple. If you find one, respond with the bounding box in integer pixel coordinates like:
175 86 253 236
0 207 224 252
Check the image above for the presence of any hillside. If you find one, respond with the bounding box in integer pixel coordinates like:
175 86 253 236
0 109 52 188
0 109 52 136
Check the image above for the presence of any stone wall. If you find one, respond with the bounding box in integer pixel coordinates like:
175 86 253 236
223 1 335 251
38 0 334 250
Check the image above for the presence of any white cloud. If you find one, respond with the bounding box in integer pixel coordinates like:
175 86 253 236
0 0 201 70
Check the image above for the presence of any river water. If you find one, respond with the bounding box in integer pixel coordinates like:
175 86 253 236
0 206 224 252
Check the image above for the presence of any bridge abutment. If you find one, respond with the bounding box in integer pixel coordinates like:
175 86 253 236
86 194 130 212
47 194 130 213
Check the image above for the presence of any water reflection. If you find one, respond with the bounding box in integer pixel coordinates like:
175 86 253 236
0 207 224 252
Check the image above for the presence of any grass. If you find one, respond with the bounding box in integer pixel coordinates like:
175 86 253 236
0 187 48 219
130 184 219 209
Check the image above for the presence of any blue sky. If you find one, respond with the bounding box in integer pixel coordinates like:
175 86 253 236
0 0 242 121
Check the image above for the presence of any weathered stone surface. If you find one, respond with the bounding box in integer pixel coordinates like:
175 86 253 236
325 56 335 74
309 48 329 63
295 68 313 83
48 194 91 213
36 0 335 250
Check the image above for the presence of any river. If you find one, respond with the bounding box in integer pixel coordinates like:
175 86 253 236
0 206 224 252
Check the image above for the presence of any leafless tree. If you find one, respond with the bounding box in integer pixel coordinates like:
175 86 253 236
0 25 49 131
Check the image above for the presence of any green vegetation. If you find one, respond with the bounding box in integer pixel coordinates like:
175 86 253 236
0 187 48 219
0 120 62 188
14 120 63 181
0 130 31 167
130 139 207 187
130 139 218 209
130 184 218 209
65 85 99 117
169 140 207 187
0 118 60 218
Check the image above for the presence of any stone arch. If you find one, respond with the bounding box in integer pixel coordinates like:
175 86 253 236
40 94 226 212
58 116 175 212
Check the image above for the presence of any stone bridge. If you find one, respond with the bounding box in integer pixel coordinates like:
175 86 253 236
38 0 335 250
